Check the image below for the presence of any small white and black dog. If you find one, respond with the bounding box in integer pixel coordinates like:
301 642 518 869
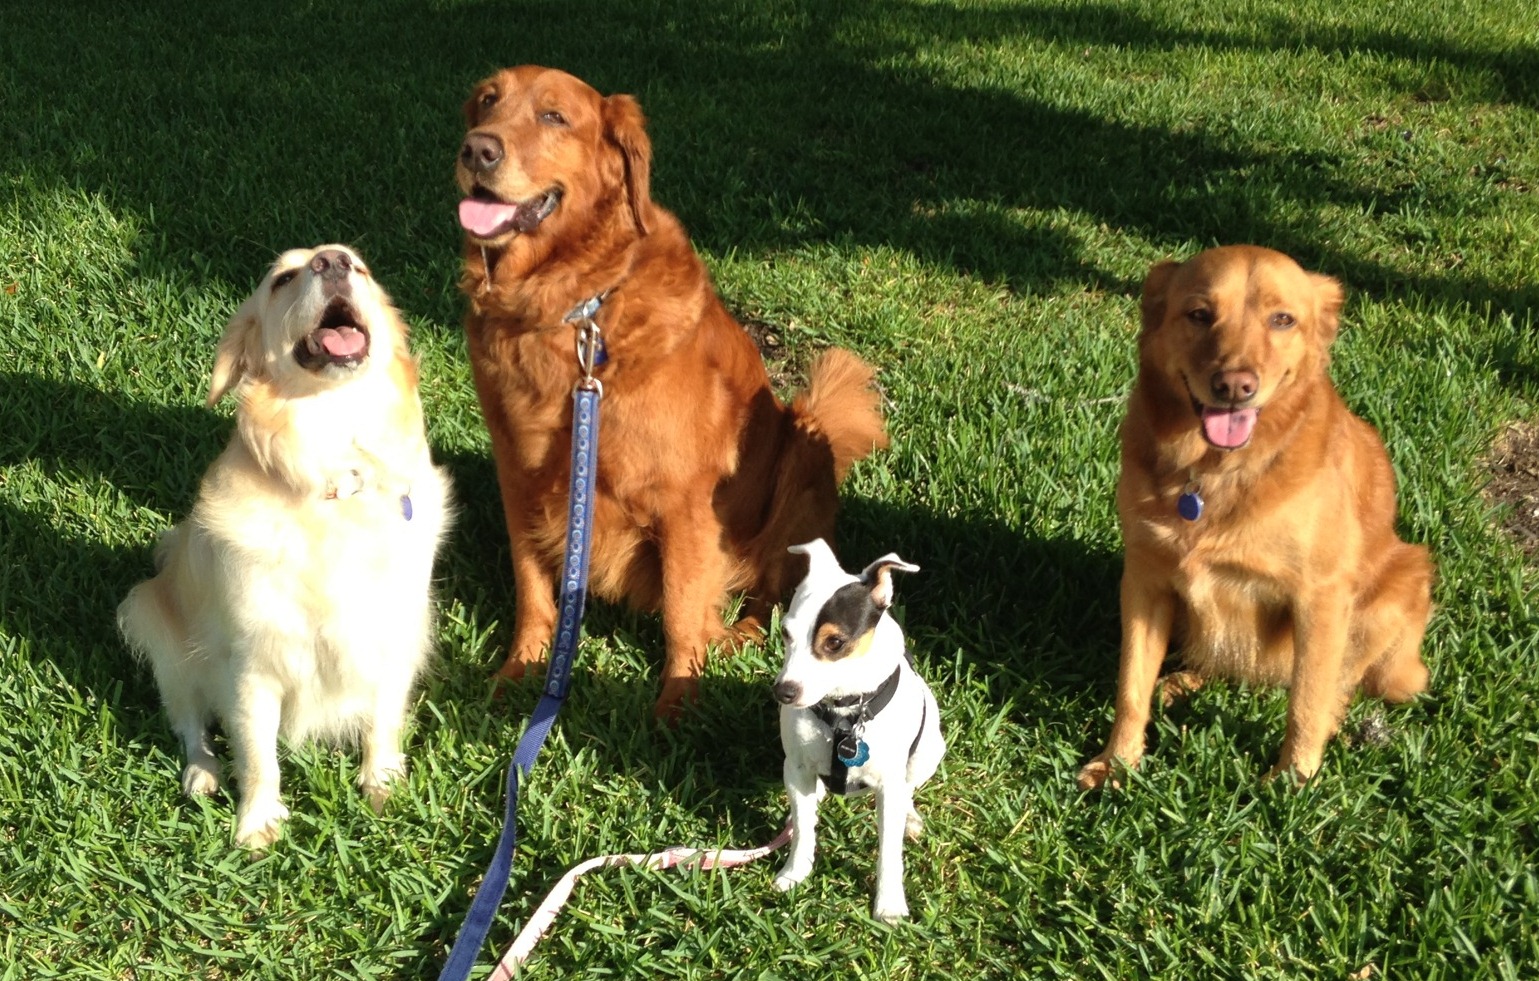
771 539 945 922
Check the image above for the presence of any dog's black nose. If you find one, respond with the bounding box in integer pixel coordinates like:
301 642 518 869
310 249 352 282
460 132 505 173
1210 369 1258 404
773 680 802 705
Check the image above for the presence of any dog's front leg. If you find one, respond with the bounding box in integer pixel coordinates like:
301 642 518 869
150 661 223 796
654 506 732 721
774 756 823 892
228 670 289 848
1269 594 1353 782
1078 564 1176 790
499 508 559 682
872 781 915 922
470 360 557 682
359 675 413 813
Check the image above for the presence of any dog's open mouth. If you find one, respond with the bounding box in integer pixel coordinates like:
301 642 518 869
1183 376 1258 450
1193 398 1258 449
295 298 370 371
458 186 562 240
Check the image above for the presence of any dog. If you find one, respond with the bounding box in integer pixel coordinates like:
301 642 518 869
454 66 888 721
772 539 944 922
1077 245 1432 790
117 245 452 847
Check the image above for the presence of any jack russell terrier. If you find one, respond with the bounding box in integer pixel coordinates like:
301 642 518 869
771 539 945 922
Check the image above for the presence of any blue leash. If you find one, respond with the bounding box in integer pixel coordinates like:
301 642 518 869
437 296 608 981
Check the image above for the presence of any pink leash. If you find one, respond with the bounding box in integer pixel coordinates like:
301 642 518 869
488 821 794 976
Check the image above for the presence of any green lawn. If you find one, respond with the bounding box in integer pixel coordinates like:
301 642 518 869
3 0 1537 977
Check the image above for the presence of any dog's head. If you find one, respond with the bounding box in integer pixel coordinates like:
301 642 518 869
455 65 652 248
208 245 407 405
1137 245 1344 451
773 539 919 708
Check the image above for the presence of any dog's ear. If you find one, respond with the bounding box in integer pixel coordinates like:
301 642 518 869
788 538 841 579
1311 272 1345 344
1139 260 1181 334
207 295 261 407
859 554 920 611
602 93 653 236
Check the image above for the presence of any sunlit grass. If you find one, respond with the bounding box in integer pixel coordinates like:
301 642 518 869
2 0 1537 977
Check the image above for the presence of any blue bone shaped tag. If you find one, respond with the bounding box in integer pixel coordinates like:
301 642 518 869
837 735 870 767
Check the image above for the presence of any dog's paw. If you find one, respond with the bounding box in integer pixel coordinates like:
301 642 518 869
873 898 910 923
1262 759 1318 786
359 760 404 814
653 677 700 727
773 860 811 892
494 655 546 685
904 809 925 842
181 761 222 797
1076 759 1123 791
1157 670 1206 707
722 615 767 655
234 799 290 849
1264 740 1323 785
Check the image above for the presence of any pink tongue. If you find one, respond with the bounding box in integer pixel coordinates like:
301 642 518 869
1201 406 1258 448
317 326 366 357
459 198 520 237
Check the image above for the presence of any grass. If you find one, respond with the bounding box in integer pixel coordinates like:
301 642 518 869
3 0 1538 977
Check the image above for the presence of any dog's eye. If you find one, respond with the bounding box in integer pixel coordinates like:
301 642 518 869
1269 312 1296 330
1186 308 1214 327
479 91 498 111
539 110 569 127
823 635 846 654
271 270 298 290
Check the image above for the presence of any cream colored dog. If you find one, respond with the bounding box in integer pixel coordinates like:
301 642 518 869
118 245 452 847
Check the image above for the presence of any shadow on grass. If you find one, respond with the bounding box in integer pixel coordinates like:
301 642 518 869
0 365 1127 729
835 495 1122 697
3 0 1533 323
0 372 226 724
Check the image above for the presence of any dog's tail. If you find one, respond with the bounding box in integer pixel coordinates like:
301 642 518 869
116 527 192 665
732 349 887 632
117 579 187 666
788 347 889 482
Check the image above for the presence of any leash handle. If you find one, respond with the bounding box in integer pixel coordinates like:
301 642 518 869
436 383 602 981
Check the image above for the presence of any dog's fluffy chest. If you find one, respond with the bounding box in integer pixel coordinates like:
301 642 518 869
196 389 447 602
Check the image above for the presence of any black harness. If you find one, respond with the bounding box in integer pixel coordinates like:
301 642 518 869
810 662 927 796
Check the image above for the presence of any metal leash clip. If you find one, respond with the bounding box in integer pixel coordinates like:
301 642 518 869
564 290 612 394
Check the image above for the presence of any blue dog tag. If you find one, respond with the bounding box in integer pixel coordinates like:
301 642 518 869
1177 489 1203 522
401 494 413 521
837 736 870 767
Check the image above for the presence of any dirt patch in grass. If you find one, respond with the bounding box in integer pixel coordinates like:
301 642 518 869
739 316 805 392
1485 421 1539 560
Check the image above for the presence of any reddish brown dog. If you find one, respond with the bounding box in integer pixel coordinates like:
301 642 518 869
454 66 887 721
1078 245 1432 789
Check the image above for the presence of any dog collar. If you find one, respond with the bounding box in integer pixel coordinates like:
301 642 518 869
323 468 413 520
813 665 903 795
812 664 902 727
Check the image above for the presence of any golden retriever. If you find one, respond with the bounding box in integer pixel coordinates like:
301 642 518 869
117 245 452 846
1078 245 1432 789
453 66 887 721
